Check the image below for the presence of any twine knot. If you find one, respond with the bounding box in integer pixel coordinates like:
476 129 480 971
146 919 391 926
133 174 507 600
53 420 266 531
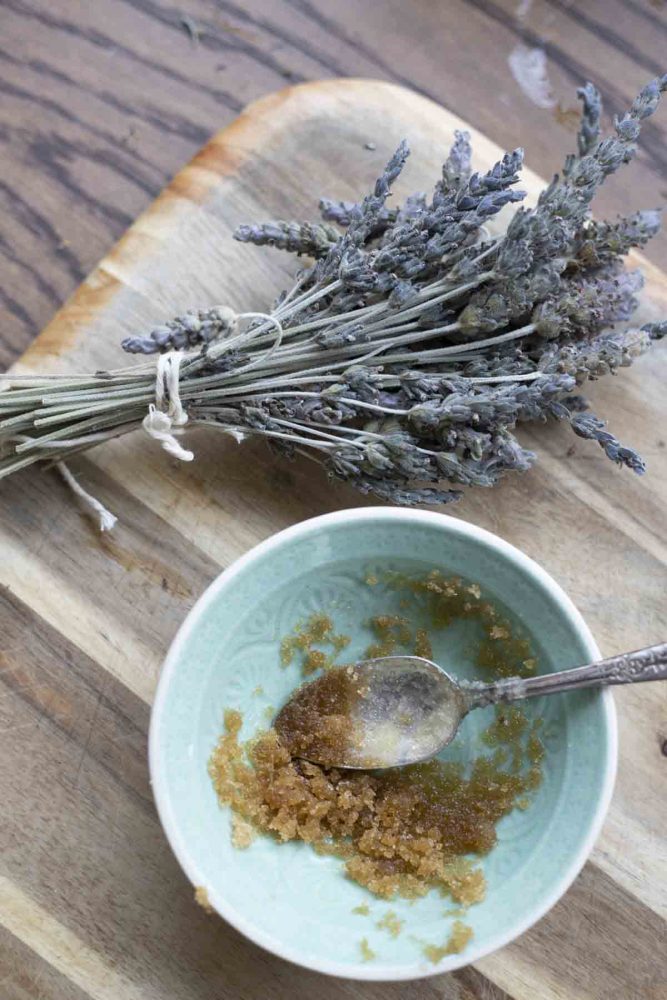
141 309 283 462
142 350 194 461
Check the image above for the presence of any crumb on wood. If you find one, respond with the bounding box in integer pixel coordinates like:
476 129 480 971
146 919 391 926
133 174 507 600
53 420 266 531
194 886 214 913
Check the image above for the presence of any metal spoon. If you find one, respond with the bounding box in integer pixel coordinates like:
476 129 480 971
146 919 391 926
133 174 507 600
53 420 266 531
275 642 667 769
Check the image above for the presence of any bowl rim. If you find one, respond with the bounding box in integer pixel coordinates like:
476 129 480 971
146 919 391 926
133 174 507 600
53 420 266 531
149 507 617 981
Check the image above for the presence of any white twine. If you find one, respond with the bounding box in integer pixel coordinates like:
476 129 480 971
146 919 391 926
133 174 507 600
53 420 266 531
142 350 194 461
57 461 117 532
3 311 281 534
142 311 283 460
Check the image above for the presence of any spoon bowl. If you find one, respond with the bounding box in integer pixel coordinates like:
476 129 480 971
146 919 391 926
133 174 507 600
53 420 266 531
275 656 466 768
276 642 667 769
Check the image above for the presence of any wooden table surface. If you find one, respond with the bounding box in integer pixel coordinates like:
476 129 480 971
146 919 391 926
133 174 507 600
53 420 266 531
2 0 667 369
1 4 666 1000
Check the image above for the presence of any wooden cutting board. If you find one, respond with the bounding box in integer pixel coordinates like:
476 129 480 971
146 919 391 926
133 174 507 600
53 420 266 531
1 79 666 1000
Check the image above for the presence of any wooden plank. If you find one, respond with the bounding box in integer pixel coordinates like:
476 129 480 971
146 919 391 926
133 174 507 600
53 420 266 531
1 77 665 999
0 926 91 1000
1 0 666 365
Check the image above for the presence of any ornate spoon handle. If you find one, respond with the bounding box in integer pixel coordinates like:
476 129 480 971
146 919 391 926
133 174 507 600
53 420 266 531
466 642 667 709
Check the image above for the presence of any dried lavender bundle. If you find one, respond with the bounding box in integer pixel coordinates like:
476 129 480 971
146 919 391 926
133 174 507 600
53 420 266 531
1 77 665 519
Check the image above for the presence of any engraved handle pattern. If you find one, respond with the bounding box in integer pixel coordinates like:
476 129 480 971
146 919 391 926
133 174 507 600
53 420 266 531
594 642 667 684
467 642 667 709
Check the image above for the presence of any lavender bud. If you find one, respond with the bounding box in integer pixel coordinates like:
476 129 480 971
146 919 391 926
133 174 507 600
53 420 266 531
354 479 462 506
570 412 645 473
576 82 602 159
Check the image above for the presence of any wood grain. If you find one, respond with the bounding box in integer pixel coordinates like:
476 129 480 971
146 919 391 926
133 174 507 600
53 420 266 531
1 0 666 367
1 77 666 1000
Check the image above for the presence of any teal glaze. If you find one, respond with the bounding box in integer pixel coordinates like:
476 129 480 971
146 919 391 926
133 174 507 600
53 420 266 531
149 509 617 981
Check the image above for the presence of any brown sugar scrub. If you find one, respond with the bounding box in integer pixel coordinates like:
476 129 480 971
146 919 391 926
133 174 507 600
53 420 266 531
420 920 473 963
273 665 361 768
208 569 545 955
280 613 350 674
380 569 538 679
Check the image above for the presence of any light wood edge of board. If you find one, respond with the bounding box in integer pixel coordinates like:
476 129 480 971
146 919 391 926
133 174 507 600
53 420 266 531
13 76 665 374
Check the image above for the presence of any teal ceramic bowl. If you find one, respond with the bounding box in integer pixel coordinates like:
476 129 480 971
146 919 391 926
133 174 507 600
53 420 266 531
149 509 616 980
